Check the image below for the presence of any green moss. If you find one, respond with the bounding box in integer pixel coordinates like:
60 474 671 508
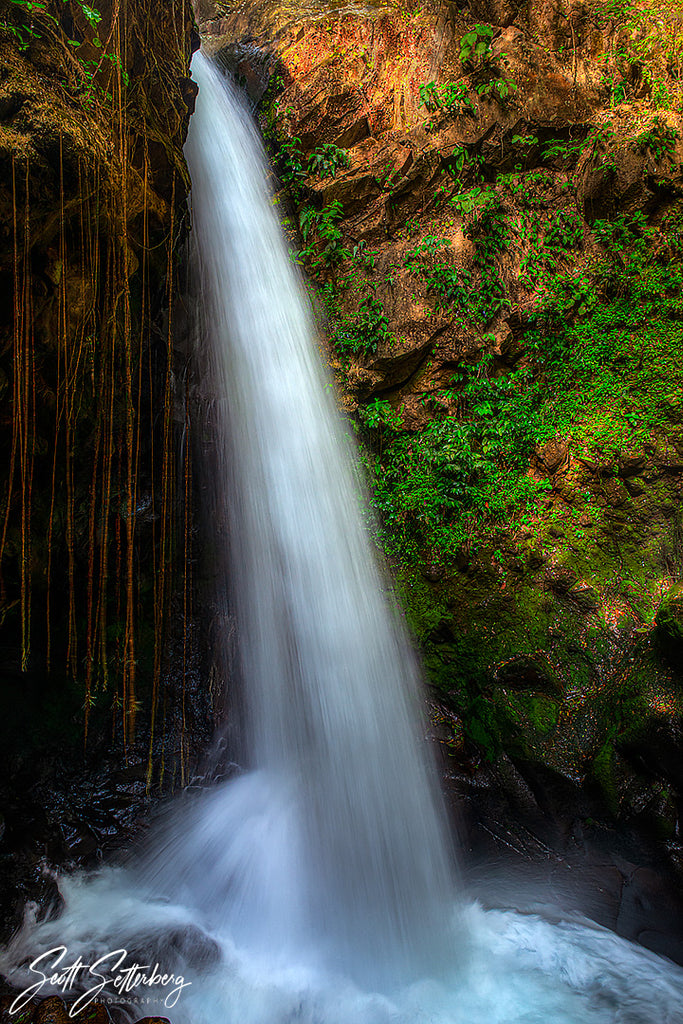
465 711 500 761
355 187 683 569
591 739 619 816
526 695 559 734
655 582 683 650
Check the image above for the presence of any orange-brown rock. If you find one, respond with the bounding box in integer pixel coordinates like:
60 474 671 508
197 0 630 420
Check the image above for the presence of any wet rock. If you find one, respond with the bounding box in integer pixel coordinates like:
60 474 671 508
34 998 69 1024
422 564 445 583
655 583 683 654
618 454 647 478
0 995 37 1024
77 1008 108 1024
568 582 600 612
128 924 222 974
542 564 578 594
624 477 646 497
493 654 562 696
626 713 683 784
526 547 548 570
0 998 110 1024
537 438 570 474
496 322 525 366
578 137 650 218
602 478 630 507
320 171 382 216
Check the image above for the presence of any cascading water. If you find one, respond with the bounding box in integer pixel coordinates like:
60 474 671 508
141 50 456 987
3 52 683 1024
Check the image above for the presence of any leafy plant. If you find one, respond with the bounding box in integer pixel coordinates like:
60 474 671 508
1 0 48 48
351 239 378 271
404 188 510 326
459 24 495 65
334 293 392 357
511 134 539 147
475 77 517 104
419 81 440 111
441 80 476 114
446 147 484 182
79 2 101 28
546 208 584 250
308 143 350 179
592 211 651 249
457 24 516 107
359 398 404 431
299 200 348 267
0 0 131 106
634 118 679 168
420 80 475 116
404 236 472 312
462 192 510 322
448 183 486 214
2 0 102 50
279 135 308 196
540 136 588 164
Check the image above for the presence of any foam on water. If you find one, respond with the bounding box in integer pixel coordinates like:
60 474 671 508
3 869 683 1023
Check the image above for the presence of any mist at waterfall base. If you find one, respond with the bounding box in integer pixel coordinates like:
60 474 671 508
3 53 683 1024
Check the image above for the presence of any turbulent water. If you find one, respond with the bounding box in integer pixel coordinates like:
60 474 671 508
2 52 683 1024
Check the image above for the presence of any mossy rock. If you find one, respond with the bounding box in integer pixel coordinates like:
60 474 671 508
655 583 683 655
492 653 563 696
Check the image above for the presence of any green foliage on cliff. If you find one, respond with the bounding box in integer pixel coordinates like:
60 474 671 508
0 0 129 102
419 80 475 117
458 24 495 65
404 235 472 313
334 293 392 357
299 200 348 267
361 204 683 562
634 118 679 164
308 143 350 179
362 407 543 559
404 189 510 327
592 0 683 109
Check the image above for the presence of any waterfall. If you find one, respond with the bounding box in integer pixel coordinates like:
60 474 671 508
3 52 683 1024
163 51 456 986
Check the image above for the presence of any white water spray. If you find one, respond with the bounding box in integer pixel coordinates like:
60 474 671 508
3 53 683 1024
169 51 457 986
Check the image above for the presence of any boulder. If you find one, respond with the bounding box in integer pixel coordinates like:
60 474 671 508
655 583 683 655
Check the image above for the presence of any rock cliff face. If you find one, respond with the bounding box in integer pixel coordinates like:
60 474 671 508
201 0 683 954
0 0 201 739
0 0 207 939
